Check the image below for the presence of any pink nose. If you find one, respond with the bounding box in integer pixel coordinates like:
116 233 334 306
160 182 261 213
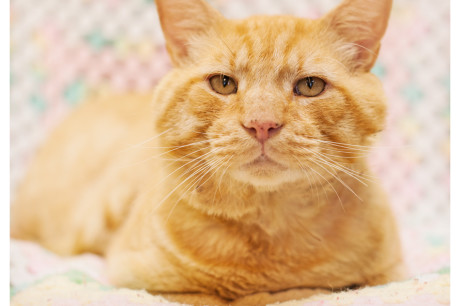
243 120 283 142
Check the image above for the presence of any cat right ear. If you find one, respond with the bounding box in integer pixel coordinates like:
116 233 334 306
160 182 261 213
156 0 224 67
323 0 392 72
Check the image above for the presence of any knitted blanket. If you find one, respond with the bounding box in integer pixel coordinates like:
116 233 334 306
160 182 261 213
10 240 449 305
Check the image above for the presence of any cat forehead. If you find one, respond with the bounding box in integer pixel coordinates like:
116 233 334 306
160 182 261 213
224 16 320 57
199 16 341 81
234 15 314 33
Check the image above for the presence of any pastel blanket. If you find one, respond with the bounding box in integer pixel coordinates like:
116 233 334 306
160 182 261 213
10 239 449 306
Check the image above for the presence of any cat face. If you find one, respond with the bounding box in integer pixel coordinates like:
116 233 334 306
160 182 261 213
154 0 390 191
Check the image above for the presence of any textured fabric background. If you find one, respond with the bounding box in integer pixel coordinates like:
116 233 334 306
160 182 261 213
10 0 450 281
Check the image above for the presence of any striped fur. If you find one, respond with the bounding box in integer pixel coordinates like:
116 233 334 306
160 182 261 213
12 0 404 304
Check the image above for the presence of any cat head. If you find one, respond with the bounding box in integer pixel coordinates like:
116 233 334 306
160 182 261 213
153 0 391 193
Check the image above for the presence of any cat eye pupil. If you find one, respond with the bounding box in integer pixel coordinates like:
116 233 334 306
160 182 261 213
222 76 229 87
306 77 314 89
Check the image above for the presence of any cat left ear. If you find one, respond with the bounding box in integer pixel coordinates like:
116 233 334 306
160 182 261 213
323 0 392 72
156 0 224 67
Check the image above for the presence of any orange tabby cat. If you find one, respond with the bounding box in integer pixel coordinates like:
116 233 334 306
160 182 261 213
11 0 405 304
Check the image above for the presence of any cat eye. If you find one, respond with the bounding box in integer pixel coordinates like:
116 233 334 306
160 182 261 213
209 75 237 95
294 77 326 97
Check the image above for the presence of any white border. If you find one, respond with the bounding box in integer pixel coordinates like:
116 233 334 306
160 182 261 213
451 0 457 304
3 0 10 304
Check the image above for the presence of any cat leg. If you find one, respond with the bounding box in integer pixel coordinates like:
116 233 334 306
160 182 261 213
366 261 407 286
161 289 330 306
29 179 135 256
230 288 331 306
162 293 231 306
59 181 135 255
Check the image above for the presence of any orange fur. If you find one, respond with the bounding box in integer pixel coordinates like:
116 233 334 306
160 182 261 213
11 0 405 304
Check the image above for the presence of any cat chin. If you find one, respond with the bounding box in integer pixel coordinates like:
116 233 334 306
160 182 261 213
229 168 304 191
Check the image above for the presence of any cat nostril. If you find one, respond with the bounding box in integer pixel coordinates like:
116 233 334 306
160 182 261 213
242 120 283 143
243 125 258 138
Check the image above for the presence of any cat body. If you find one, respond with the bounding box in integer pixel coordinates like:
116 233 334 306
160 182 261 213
12 0 404 304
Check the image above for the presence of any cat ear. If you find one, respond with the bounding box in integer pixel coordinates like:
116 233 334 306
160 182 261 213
323 0 392 71
156 0 224 67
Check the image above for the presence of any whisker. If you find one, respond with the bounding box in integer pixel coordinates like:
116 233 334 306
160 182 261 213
304 136 409 151
124 145 209 169
138 138 213 150
155 148 221 190
152 159 211 212
184 157 222 191
318 143 373 153
296 156 345 210
306 150 370 186
136 148 219 203
213 156 234 203
151 146 228 211
119 128 173 153
319 147 372 155
165 155 232 222
165 160 216 222
294 156 323 205
311 149 378 181
302 152 362 202
319 151 369 159
195 156 233 190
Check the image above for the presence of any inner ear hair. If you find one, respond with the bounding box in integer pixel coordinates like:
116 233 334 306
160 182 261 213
323 0 392 71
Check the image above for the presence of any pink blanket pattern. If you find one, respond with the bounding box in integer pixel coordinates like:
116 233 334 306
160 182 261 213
10 0 450 304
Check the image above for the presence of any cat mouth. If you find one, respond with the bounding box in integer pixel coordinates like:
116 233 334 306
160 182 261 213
242 155 288 172
230 154 301 188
